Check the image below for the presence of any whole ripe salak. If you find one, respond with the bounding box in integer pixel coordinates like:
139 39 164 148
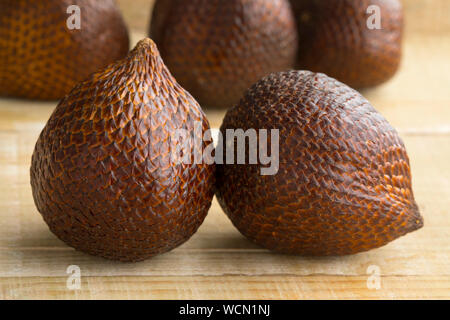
150 0 298 109
0 0 129 100
216 70 423 255
289 0 403 88
30 39 215 262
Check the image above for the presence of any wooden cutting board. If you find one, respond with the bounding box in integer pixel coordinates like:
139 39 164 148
0 0 449 299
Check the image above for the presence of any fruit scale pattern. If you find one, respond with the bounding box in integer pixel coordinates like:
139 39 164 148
289 0 403 88
0 0 129 100
216 71 423 255
30 39 215 262
150 0 298 109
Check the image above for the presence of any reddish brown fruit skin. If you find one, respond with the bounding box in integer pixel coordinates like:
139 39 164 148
216 70 423 256
0 0 129 100
289 0 403 88
150 0 298 109
30 39 215 262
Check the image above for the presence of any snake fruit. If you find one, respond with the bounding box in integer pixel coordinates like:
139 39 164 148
216 70 423 255
0 0 129 100
150 0 298 109
289 0 403 88
30 39 215 262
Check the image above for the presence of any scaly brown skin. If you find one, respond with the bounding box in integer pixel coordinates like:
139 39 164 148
216 71 423 256
0 0 129 100
289 0 403 88
30 39 215 262
150 0 298 109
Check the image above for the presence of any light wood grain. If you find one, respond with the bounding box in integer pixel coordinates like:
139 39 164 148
2 275 450 300
0 1 449 300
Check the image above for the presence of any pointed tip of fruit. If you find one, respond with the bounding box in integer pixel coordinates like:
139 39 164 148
113 37 167 80
409 205 424 232
133 38 159 56
399 201 423 238
136 37 157 48
415 217 424 230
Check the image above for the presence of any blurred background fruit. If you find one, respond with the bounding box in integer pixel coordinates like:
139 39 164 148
289 0 403 88
0 0 129 100
148 0 298 109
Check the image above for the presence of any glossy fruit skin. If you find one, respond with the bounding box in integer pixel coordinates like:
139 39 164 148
30 39 215 262
0 0 129 100
150 0 298 109
216 70 423 256
289 0 403 88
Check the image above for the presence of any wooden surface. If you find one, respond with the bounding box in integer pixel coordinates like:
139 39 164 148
0 1 450 300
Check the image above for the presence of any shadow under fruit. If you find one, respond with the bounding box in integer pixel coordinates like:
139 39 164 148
216 70 423 255
30 38 215 262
